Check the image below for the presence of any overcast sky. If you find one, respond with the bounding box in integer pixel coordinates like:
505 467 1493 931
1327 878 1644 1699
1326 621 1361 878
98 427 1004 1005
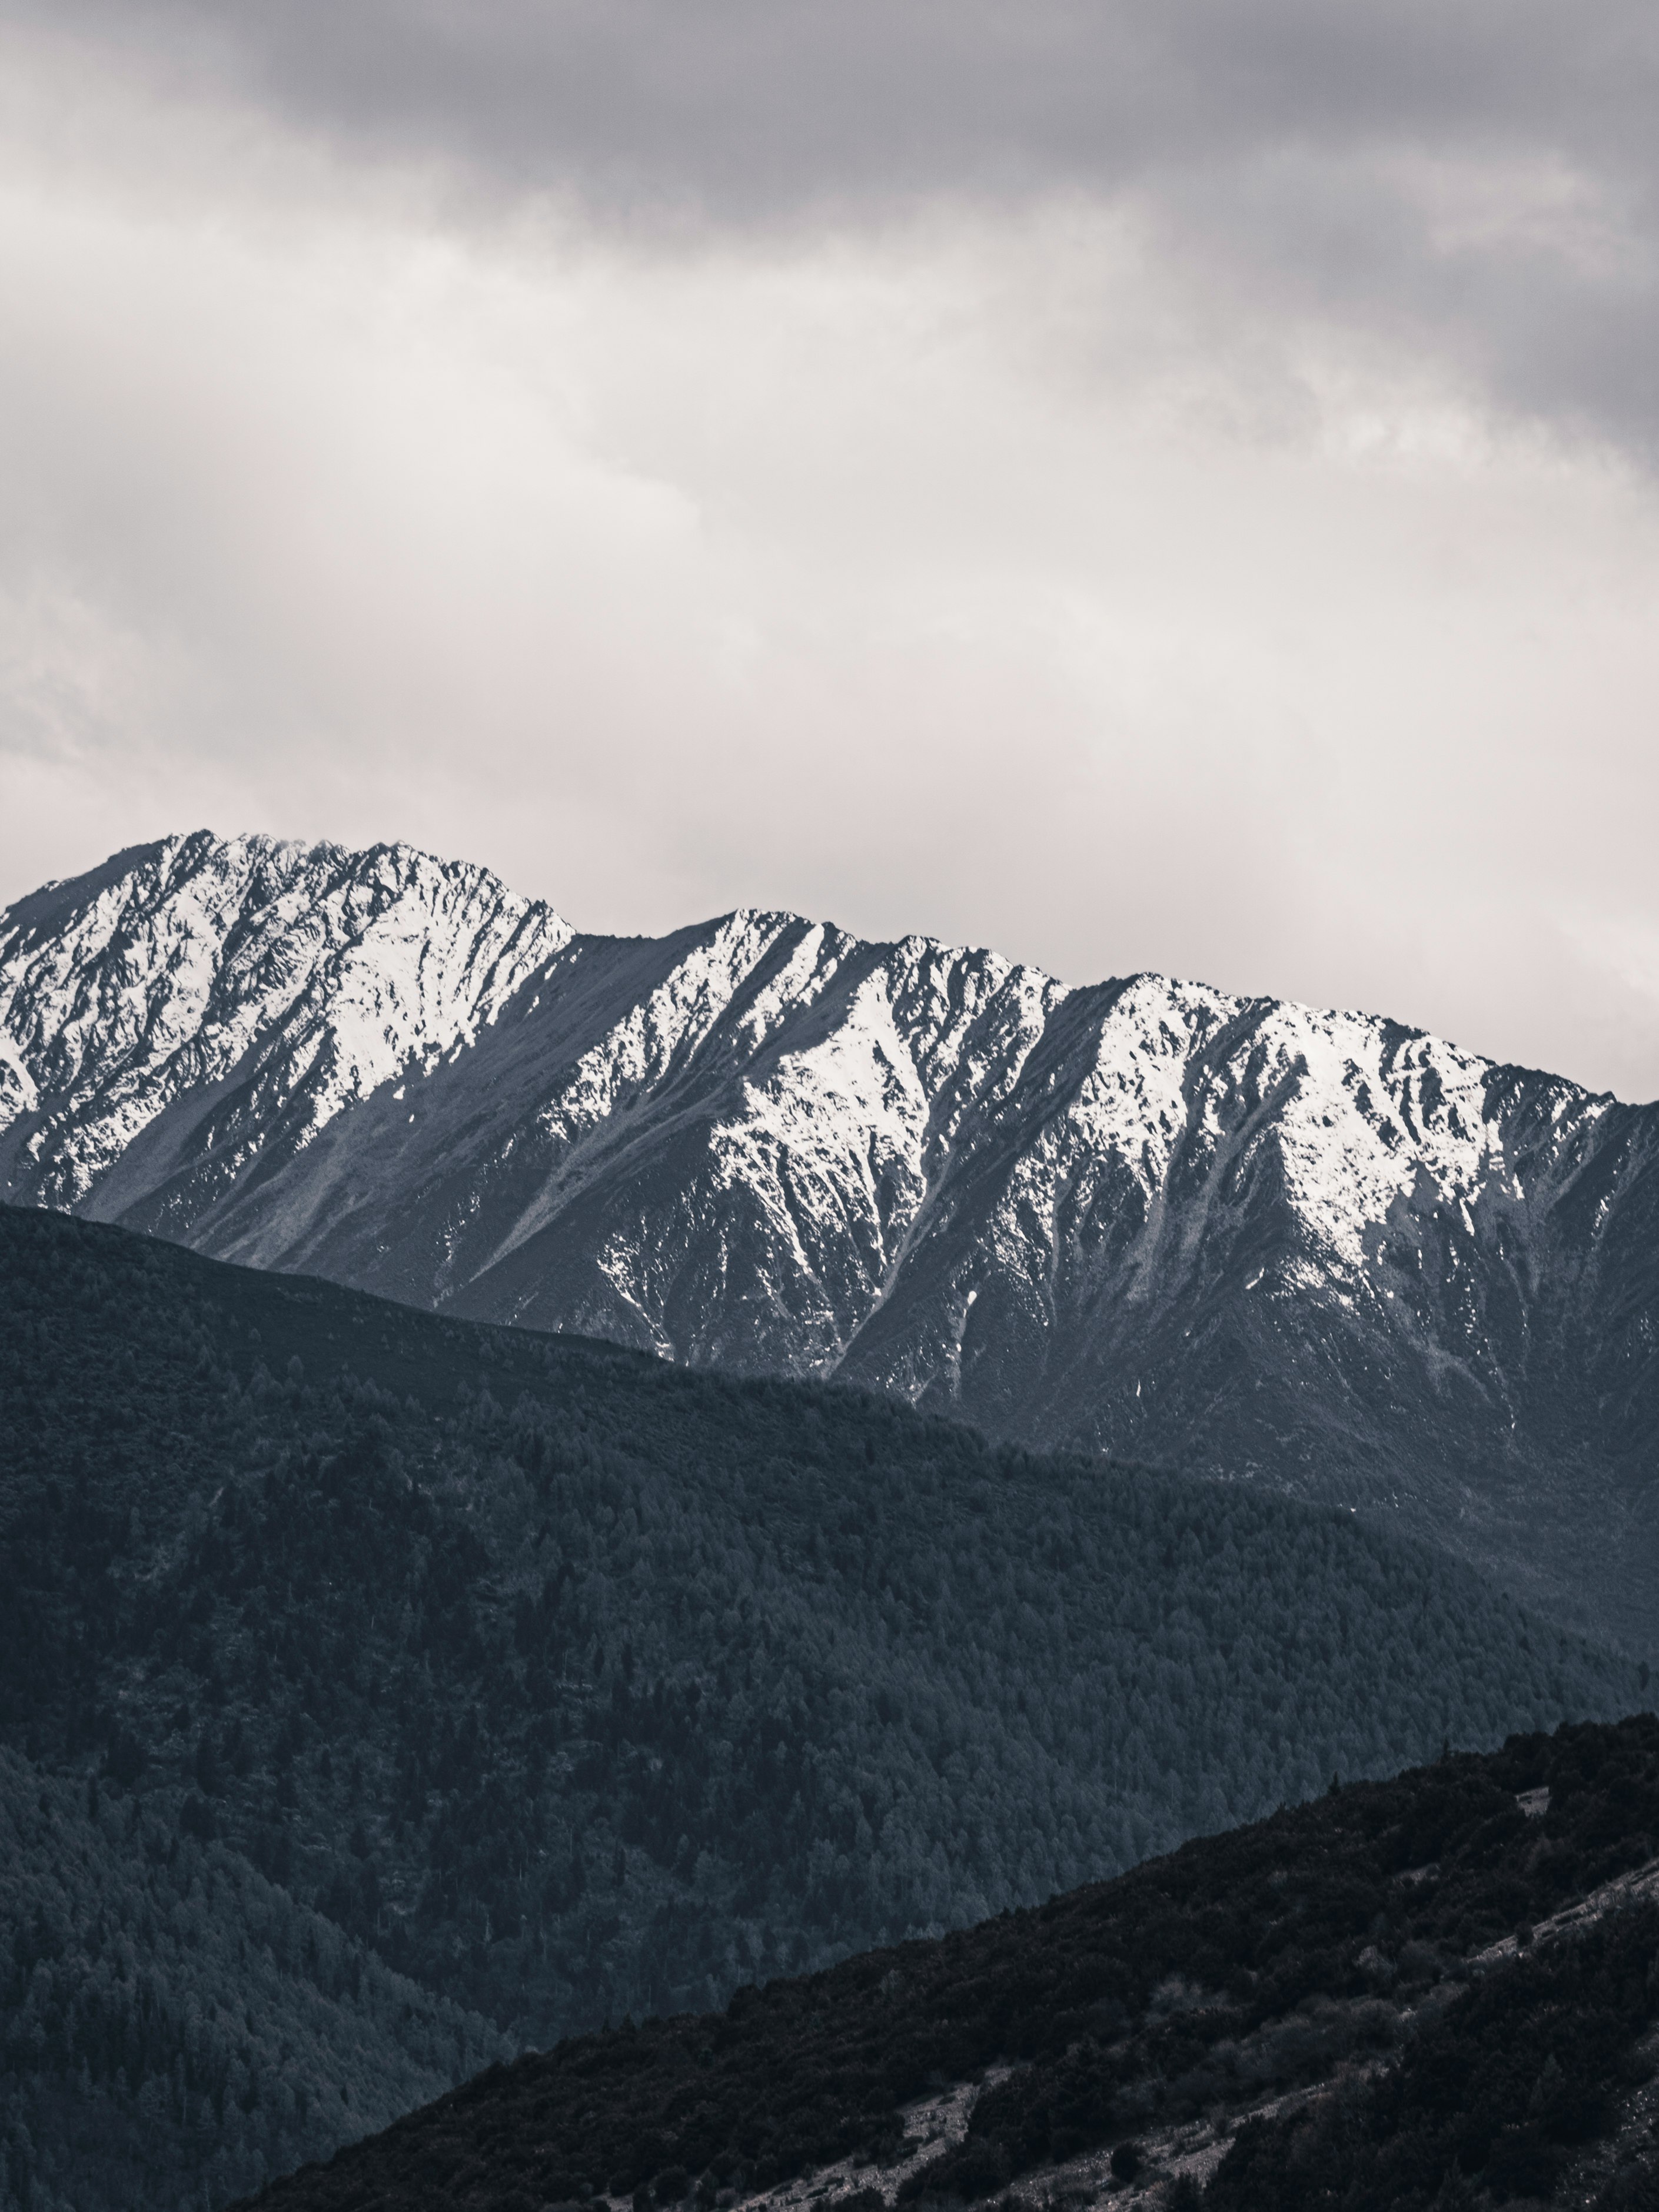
2 3 1658 1097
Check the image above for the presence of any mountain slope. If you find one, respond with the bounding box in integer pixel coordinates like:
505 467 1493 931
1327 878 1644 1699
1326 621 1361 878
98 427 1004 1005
0 1748 506 2212
1 1201 1647 2212
235 1715 1659 2212
4 832 1657 1646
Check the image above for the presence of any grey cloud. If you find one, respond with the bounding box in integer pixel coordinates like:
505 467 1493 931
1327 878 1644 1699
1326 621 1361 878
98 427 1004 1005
21 1 1657 201
12 0 1659 458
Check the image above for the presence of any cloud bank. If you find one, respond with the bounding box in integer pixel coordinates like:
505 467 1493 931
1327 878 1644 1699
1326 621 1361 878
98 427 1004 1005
2 2 1659 1095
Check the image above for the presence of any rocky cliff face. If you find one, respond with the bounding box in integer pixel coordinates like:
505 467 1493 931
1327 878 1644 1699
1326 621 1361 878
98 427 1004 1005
5 831 1656 1645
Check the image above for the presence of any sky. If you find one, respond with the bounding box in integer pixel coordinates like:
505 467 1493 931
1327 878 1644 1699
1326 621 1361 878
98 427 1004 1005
2 4 1658 1099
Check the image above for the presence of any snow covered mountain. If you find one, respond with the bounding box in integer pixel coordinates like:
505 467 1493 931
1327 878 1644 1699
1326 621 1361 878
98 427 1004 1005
4 831 1657 1647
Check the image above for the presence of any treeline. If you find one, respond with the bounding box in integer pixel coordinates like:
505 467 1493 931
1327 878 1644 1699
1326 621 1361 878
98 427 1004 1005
0 1204 1650 2208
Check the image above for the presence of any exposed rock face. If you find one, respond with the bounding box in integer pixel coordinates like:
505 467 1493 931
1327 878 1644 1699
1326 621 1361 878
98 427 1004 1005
5 832 1656 1645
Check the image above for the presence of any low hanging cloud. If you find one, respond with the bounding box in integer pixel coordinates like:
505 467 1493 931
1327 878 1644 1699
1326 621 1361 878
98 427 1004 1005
2 2 1659 1097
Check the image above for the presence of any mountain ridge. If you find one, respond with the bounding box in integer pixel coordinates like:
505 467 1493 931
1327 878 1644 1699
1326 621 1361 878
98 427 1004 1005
4 830 1656 1648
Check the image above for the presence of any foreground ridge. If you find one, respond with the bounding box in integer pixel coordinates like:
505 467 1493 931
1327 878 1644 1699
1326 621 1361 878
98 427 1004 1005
238 1716 1659 2212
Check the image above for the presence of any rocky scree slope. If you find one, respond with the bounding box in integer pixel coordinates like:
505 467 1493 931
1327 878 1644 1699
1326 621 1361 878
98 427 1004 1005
237 1716 1659 2212
4 832 1657 1646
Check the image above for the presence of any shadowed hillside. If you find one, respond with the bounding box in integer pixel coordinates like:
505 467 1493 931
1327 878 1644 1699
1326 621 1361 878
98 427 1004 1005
239 1716 1659 2212
0 1202 1648 2209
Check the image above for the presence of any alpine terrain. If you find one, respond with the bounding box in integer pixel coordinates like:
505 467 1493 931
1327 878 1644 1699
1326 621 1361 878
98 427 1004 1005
4 831 1655 1646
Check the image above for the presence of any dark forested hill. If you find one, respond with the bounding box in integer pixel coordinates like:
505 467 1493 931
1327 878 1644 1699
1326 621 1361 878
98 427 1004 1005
0 1202 1648 2210
240 1716 1659 2212
0 1748 505 2212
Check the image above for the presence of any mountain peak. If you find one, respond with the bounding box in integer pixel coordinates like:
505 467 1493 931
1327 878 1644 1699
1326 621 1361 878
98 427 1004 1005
0 830 572 1209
